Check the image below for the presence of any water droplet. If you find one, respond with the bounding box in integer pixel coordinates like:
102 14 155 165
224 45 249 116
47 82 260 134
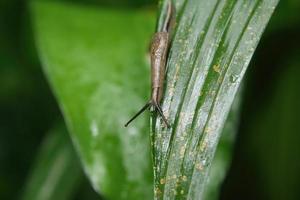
230 74 238 83
201 159 207 166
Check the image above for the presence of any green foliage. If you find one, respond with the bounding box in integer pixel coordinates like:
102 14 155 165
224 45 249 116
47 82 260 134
31 2 154 199
203 87 242 200
22 124 82 200
152 0 278 199
2 0 300 199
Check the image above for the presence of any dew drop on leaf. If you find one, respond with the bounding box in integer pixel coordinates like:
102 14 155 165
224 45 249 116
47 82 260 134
230 74 238 83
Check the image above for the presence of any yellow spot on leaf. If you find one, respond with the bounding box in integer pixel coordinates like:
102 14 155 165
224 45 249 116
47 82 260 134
160 178 166 184
180 146 185 158
213 64 221 74
155 187 162 196
200 141 207 152
196 163 203 171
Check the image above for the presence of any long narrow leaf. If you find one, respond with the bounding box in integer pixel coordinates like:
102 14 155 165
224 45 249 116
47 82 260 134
203 87 242 200
22 124 82 200
152 0 279 199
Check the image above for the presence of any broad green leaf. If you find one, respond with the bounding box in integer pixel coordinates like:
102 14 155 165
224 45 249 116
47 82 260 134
32 2 154 199
152 0 279 199
22 124 82 200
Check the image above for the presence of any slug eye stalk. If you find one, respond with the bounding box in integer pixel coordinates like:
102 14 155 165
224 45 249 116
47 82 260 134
124 101 170 128
124 102 151 127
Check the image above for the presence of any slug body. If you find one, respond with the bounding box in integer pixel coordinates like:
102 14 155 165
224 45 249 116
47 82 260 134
125 1 174 128
151 32 169 106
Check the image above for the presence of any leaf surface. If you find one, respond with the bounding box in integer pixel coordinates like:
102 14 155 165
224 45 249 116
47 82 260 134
152 0 279 199
32 2 155 199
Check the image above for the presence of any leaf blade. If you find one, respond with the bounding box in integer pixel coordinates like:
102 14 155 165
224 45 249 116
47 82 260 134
152 0 279 199
31 2 155 199
22 124 82 200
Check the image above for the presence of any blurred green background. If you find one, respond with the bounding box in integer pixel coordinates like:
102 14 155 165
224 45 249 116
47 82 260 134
0 0 299 200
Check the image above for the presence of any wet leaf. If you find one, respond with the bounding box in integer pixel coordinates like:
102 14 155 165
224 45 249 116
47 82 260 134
31 2 155 199
203 87 242 200
152 0 279 199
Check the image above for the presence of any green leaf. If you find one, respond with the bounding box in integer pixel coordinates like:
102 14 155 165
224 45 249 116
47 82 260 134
22 124 82 200
31 2 155 200
203 87 242 200
152 0 279 199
